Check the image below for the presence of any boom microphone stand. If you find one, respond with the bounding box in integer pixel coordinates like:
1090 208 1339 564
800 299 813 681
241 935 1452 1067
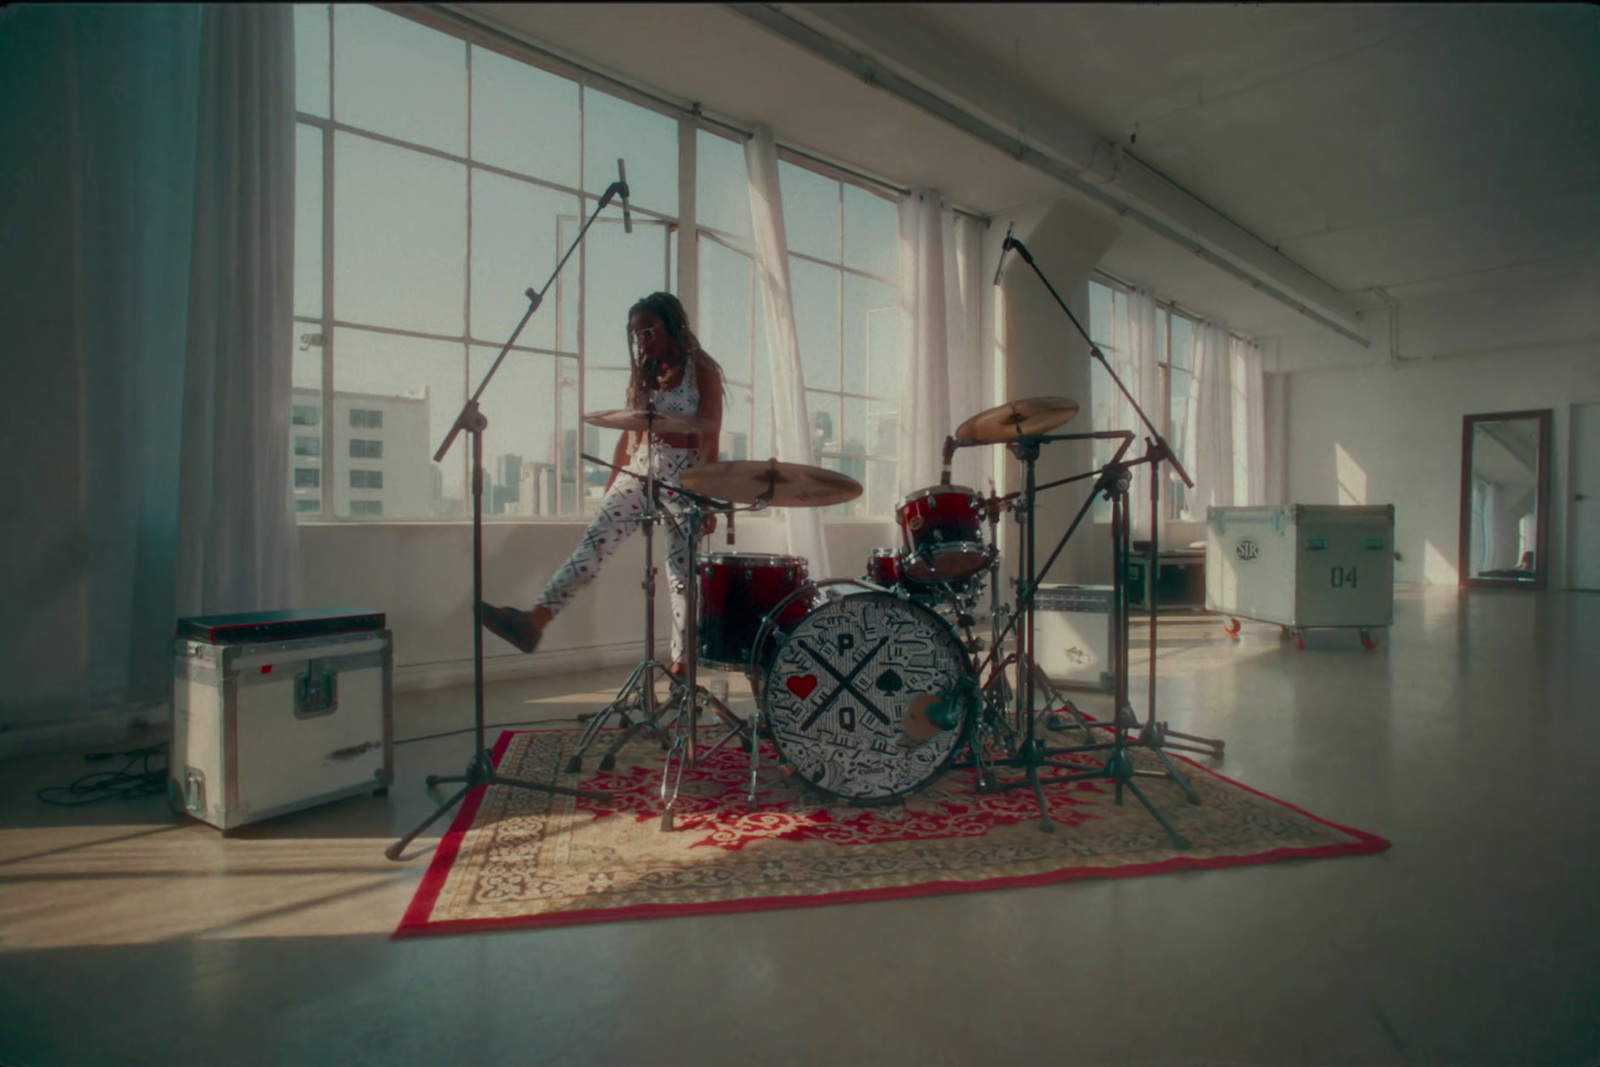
961 237 1224 845
385 165 635 861
1004 234 1225 767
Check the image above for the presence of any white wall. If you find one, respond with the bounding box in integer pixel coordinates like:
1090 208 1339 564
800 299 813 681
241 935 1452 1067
1286 349 1599 588
1278 271 1600 588
297 516 900 691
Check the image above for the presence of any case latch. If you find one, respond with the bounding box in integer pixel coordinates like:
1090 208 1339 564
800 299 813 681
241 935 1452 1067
295 659 339 717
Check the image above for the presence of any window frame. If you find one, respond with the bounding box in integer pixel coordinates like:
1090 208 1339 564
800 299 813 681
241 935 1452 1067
292 4 907 524
292 4 686 523
1088 273 1252 523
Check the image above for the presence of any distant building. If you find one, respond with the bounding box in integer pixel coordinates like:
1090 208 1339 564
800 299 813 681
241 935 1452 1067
291 387 436 518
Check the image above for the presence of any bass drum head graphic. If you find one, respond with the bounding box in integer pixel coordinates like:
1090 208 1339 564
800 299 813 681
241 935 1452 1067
758 589 973 802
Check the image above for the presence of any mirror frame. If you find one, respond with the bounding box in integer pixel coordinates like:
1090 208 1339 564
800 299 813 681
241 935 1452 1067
1458 409 1552 590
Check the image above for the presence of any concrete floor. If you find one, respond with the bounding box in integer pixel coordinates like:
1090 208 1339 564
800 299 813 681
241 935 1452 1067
2 585 1598 1066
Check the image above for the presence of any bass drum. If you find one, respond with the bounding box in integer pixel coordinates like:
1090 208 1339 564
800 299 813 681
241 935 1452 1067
751 582 974 802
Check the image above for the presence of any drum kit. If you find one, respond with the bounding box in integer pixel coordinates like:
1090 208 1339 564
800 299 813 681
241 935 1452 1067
385 189 1220 863
563 390 1223 844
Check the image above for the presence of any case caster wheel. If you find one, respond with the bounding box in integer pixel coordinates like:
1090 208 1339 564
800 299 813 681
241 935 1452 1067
598 755 616 772
1359 629 1377 652
1223 617 1241 638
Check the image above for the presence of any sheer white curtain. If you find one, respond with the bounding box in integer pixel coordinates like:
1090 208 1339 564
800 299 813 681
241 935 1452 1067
1105 288 1162 539
1191 319 1235 518
744 124 830 576
1229 335 1267 507
178 4 299 618
896 191 985 494
69 4 298 712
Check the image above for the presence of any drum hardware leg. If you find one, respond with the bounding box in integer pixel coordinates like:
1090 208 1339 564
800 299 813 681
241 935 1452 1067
1161 726 1224 759
567 659 676 774
746 712 764 807
1031 662 1096 743
659 731 690 830
691 691 750 761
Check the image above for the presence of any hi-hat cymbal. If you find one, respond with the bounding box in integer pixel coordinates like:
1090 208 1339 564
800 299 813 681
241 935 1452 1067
584 409 708 435
954 396 1080 443
680 459 863 508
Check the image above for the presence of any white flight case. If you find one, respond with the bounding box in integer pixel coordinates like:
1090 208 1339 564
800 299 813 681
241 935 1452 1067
171 608 394 832
1205 505 1395 650
1032 584 1115 691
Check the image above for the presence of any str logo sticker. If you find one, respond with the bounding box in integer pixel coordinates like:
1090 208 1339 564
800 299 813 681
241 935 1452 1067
1236 538 1260 562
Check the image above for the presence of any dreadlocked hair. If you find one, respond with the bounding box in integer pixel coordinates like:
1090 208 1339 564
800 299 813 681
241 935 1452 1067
626 292 725 410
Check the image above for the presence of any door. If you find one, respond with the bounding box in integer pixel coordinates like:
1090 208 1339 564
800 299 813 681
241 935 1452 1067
1573 401 1600 591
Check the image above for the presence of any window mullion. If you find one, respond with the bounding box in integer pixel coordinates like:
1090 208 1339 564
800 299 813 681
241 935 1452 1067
320 8 336 520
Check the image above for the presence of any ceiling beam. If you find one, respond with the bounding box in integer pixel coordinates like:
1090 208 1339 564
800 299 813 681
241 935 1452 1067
729 2 1371 347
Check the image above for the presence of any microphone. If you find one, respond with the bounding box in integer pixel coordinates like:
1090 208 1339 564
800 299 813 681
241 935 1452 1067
992 222 1015 286
616 158 632 234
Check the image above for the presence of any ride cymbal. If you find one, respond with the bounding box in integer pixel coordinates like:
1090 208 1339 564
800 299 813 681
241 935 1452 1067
954 396 1080 443
583 409 709 435
680 459 863 507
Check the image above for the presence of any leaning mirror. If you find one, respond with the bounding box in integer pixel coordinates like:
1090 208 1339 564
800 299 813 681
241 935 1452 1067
1459 409 1552 590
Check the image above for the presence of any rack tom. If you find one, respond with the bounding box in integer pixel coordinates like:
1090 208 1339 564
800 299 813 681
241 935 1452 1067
895 486 992 581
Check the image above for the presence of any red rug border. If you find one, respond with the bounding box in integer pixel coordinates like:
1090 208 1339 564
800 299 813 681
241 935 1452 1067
393 728 1391 940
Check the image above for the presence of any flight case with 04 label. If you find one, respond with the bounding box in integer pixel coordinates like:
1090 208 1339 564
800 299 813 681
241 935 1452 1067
170 608 394 832
1204 505 1395 650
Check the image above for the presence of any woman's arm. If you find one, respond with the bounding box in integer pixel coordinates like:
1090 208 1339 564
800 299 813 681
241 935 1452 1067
605 430 633 493
696 359 723 466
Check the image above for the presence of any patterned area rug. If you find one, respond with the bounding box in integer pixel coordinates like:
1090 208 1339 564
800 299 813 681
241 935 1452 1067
395 727 1389 938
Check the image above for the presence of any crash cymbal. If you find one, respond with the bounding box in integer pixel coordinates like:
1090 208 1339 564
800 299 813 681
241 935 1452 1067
680 459 863 508
954 396 1080 443
583 409 709 435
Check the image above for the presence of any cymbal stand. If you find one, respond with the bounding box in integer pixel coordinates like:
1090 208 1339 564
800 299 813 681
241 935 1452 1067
385 170 627 861
655 483 756 832
963 487 1091 790
563 414 687 777
961 430 1185 837
1004 233 1224 766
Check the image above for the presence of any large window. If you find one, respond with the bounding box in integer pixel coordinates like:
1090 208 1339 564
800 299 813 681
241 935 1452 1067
693 133 904 519
293 5 903 521
292 4 675 520
1087 279 1201 522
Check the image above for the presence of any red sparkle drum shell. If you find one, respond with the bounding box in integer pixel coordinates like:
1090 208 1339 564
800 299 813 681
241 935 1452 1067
865 548 904 587
698 553 810 670
895 486 991 581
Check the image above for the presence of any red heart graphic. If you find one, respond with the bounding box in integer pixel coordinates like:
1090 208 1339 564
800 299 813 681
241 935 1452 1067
786 674 819 699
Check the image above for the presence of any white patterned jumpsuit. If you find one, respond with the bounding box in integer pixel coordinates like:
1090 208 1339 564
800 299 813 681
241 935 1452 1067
535 358 702 664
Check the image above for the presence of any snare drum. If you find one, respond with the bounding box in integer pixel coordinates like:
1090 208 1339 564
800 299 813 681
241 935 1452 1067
698 553 809 670
751 582 974 801
895 486 992 581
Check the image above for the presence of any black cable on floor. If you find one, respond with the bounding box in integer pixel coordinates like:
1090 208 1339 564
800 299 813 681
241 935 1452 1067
36 744 169 807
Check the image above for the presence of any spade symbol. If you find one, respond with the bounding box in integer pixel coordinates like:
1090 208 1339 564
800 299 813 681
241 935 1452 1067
875 669 904 695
